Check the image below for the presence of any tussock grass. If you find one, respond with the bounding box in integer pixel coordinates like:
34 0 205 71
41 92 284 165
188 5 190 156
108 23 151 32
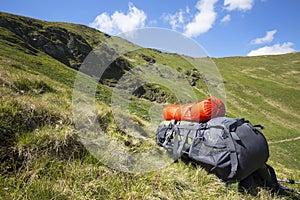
13 78 55 95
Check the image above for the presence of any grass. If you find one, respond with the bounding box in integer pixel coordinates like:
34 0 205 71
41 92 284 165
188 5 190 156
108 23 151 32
0 12 299 199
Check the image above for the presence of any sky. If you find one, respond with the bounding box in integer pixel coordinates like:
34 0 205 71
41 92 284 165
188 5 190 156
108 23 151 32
1 0 300 58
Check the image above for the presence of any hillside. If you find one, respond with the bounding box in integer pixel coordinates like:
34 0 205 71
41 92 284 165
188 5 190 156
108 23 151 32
0 12 299 199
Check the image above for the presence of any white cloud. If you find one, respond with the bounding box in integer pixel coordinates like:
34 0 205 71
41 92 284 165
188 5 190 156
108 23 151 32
186 6 190 14
90 13 115 34
251 30 277 44
221 14 231 23
162 0 218 37
90 3 146 35
224 0 254 11
162 9 186 30
247 42 295 56
184 0 218 37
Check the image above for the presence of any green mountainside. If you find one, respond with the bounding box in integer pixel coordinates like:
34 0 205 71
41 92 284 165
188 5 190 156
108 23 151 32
0 12 299 199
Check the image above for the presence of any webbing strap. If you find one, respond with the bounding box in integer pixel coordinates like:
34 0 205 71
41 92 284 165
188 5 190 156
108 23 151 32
173 126 179 161
208 123 238 179
175 129 190 161
225 133 238 179
172 126 191 162
162 131 172 147
162 123 173 147
226 119 242 179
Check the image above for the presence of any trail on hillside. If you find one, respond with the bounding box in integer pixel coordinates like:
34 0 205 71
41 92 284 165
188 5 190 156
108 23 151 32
269 136 300 145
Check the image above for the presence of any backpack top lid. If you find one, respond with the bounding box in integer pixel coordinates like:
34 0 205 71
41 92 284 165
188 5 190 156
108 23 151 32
162 97 226 122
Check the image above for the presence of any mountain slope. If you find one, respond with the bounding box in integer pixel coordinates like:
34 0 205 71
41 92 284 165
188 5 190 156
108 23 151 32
215 54 300 170
0 12 299 199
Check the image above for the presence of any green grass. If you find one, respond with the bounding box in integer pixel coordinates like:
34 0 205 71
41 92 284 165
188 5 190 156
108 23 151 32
0 12 299 200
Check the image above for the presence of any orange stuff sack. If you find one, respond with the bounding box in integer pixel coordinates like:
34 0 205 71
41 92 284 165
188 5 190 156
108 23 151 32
196 97 226 122
174 103 194 121
162 104 181 120
163 97 226 122
162 103 194 121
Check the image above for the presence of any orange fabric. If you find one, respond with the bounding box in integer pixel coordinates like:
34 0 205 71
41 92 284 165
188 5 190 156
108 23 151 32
174 103 194 121
162 104 181 120
163 97 226 122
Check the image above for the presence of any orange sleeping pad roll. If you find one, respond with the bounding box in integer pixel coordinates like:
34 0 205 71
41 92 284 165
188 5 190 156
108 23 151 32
163 97 226 122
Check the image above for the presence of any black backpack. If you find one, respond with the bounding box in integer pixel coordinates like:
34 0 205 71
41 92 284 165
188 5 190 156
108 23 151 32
156 117 269 181
156 117 299 196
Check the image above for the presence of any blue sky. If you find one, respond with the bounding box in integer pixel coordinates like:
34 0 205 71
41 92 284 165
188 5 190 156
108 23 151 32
1 0 299 58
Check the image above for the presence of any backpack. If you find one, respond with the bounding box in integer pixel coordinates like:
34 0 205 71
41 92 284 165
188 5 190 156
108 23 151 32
156 117 300 196
156 117 269 181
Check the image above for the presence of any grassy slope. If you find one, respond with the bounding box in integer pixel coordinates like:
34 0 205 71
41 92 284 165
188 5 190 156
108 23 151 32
215 55 300 170
0 12 299 199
